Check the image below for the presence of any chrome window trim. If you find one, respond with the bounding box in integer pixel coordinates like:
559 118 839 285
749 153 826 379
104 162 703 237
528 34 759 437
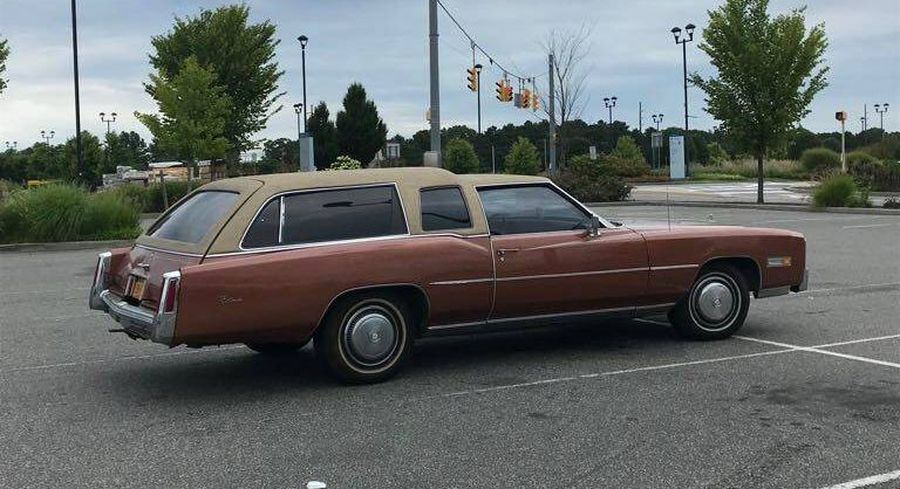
472 181 615 236
134 244 204 258
238 182 410 251
277 196 285 244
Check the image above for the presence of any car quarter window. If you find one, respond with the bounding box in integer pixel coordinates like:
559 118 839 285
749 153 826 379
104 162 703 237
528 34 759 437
477 185 591 235
242 185 407 248
420 186 472 231
148 191 238 244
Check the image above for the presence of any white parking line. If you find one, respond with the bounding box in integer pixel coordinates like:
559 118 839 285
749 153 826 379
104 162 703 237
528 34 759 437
819 469 900 489
814 334 900 349
841 223 895 229
735 336 900 370
1 345 246 374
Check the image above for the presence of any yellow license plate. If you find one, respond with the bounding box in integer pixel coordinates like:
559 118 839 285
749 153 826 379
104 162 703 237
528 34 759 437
128 275 147 301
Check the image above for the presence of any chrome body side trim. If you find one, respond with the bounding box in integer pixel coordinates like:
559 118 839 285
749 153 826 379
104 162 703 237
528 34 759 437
425 302 677 334
430 278 494 286
650 264 699 271
277 195 285 244
496 267 648 283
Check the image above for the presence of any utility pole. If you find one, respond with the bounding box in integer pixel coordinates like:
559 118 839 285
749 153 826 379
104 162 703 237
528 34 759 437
491 144 496 173
548 53 557 175
475 63 483 134
863 104 868 131
428 0 441 166
638 101 643 132
71 0 83 180
875 103 889 133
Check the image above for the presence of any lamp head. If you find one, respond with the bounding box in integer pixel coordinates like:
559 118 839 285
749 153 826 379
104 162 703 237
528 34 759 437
298 35 308 48
293 103 302 114
474 63 482 72
671 26 682 42
685 23 696 38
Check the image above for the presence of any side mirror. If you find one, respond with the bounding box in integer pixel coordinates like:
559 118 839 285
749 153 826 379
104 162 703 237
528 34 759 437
587 215 602 238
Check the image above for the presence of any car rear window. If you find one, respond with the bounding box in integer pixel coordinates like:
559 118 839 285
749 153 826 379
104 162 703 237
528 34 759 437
420 187 471 231
242 185 407 248
148 191 238 244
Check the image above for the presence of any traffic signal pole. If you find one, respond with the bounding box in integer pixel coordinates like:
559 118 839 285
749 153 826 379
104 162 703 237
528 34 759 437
548 53 557 175
428 0 441 166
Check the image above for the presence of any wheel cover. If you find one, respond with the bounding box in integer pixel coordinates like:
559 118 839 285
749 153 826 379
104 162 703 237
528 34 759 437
341 304 400 368
689 273 741 332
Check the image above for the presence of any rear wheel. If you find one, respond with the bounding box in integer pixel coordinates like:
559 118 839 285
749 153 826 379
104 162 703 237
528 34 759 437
669 263 750 340
245 340 309 355
315 292 413 384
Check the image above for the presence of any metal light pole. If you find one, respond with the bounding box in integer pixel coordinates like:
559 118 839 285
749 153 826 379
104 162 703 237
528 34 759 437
875 103 889 133
71 0 83 180
293 103 303 170
548 53 557 175
41 130 55 145
652 113 664 131
297 35 309 133
428 0 441 166
99 112 117 135
474 63 483 134
672 23 695 175
4 141 17 151
603 96 617 124
860 116 866 133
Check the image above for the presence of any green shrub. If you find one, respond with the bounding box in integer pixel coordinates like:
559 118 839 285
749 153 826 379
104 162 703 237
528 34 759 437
504 137 540 175
552 171 632 202
706 142 730 165
812 173 870 208
443 138 480 174
598 154 648 177
801 148 841 173
0 184 140 243
612 136 645 163
568 154 602 178
328 155 363 171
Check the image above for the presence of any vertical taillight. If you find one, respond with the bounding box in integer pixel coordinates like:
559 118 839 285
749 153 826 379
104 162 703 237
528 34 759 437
159 271 181 315
93 252 112 289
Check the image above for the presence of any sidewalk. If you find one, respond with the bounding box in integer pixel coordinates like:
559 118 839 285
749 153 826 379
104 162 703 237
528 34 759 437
631 181 893 207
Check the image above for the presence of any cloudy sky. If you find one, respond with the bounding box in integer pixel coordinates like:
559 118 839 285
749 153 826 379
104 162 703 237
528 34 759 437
0 0 898 149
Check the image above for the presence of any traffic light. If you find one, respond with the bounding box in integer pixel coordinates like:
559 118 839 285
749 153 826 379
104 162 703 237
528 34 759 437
495 80 512 102
531 92 540 111
466 66 478 92
521 89 531 109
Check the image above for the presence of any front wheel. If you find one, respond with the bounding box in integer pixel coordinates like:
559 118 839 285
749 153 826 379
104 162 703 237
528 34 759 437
315 292 413 384
669 263 750 340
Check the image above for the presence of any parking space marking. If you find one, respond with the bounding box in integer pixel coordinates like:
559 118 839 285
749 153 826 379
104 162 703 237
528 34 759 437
441 348 795 398
814 334 900 349
819 469 900 489
0 345 246 374
735 336 900 370
841 223 895 229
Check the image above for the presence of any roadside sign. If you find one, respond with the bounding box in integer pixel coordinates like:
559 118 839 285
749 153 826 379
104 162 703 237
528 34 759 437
669 136 685 179
651 132 663 148
589 146 597 160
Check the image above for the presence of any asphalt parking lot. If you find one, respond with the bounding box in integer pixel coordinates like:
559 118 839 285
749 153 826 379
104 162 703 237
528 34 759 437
1 205 899 489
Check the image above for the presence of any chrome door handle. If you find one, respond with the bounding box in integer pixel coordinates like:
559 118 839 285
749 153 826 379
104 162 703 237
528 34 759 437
496 248 519 261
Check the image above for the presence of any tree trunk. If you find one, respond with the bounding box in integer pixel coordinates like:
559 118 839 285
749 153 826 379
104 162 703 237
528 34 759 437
756 151 765 204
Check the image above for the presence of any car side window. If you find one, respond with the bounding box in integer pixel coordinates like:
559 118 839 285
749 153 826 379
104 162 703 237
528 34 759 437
242 185 407 248
477 185 591 235
420 187 472 231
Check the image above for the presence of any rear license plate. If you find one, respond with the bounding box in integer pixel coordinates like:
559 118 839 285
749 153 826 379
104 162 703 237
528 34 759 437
127 275 147 301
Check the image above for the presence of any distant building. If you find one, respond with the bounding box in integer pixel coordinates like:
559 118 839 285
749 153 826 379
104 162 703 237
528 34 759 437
146 160 226 183
101 166 150 188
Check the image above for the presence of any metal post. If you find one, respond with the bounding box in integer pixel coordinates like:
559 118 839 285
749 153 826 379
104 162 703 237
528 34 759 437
71 0 83 180
301 47 307 132
548 53 557 175
428 0 441 165
840 118 846 173
491 144 496 174
475 64 482 134
682 41 689 176
638 101 642 132
863 104 867 131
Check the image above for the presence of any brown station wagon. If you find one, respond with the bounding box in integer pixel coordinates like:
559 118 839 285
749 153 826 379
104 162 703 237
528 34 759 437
89 168 808 383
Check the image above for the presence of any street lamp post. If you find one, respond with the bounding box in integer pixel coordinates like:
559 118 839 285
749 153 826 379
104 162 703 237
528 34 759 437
652 113 664 131
99 112 117 135
298 35 309 133
874 103 890 133
671 23 695 175
603 96 617 124
293 103 303 170
41 130 55 145
4 141 17 151
475 63 483 134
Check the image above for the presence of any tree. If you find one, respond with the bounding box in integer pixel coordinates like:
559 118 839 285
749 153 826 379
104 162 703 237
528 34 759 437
443 138 480 174
336 83 387 164
612 135 645 163
504 137 541 175
307 102 338 170
692 0 828 203
260 138 298 173
543 25 592 166
148 4 283 153
63 132 104 186
0 36 9 95
105 131 151 170
135 57 232 169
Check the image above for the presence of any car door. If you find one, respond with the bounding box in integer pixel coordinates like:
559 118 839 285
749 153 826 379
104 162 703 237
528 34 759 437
477 184 649 320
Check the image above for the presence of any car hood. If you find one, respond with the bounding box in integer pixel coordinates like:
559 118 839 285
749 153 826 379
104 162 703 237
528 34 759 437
627 224 804 240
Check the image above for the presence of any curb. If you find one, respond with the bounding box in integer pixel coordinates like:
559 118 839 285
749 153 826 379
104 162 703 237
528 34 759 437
586 200 900 215
0 239 135 253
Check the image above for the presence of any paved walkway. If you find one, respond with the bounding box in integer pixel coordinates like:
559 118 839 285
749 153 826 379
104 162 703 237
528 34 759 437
632 181 892 206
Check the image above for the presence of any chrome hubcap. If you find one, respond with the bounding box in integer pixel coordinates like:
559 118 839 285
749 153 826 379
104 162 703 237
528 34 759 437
344 307 397 366
696 281 734 323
